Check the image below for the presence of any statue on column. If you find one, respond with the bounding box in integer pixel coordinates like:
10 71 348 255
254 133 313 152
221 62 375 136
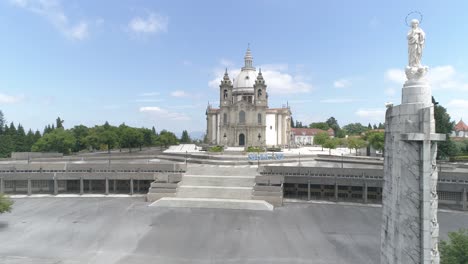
405 19 428 80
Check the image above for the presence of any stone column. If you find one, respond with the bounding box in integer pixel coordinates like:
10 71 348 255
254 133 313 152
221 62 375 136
0 177 4 194
113 180 117 193
463 188 467 211
105 177 109 195
334 182 338 202
27 178 32 196
307 180 311 201
80 177 84 195
320 185 324 199
130 179 134 195
88 180 92 193
363 182 368 204
380 68 445 263
13 180 16 193
53 178 58 195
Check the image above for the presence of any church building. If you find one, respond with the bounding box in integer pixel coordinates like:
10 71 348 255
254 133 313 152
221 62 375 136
206 48 292 147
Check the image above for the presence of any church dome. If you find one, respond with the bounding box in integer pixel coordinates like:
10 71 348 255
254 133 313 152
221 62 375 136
233 68 257 91
232 47 257 93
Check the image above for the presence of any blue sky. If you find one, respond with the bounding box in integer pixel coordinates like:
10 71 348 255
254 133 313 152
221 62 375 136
1 0 467 136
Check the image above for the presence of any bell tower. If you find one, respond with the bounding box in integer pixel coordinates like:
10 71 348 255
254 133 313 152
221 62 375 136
254 68 268 107
219 68 233 106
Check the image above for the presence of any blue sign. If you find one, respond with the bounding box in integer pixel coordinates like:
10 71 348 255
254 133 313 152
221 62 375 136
248 153 284 161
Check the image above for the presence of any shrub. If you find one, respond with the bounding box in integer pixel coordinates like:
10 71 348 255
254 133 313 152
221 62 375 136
246 146 265 152
208 145 223 152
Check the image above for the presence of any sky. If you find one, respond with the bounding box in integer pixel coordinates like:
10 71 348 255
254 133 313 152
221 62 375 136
1 0 468 137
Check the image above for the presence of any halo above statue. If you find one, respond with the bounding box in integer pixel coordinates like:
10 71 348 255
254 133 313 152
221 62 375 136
405 11 423 27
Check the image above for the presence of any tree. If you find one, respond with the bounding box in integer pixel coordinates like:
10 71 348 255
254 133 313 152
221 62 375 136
366 131 385 152
0 194 13 214
313 132 330 151
309 122 330 130
119 127 143 152
158 130 178 148
15 124 28 152
141 128 154 148
323 138 339 155
433 97 457 160
347 137 367 156
343 123 369 135
181 130 191 143
440 229 468 264
71 125 89 152
326 117 340 136
0 135 14 158
0 110 4 134
99 129 118 153
56 117 64 129
32 128 76 154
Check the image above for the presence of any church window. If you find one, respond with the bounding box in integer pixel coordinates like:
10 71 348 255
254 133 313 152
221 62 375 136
223 113 227 125
239 111 245 124
223 90 228 99
258 89 262 97
258 113 262 124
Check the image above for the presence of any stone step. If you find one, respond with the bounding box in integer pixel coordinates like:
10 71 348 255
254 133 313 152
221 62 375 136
149 197 274 211
176 186 253 200
181 175 255 187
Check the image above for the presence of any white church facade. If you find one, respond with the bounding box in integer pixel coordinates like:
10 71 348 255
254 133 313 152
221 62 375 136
206 48 291 147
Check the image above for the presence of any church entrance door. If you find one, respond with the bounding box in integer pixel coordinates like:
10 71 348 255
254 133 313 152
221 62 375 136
239 133 245 146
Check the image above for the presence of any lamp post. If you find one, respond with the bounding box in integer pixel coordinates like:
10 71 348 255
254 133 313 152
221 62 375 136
257 133 262 168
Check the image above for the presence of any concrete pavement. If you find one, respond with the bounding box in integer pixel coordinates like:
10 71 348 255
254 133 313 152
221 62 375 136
0 197 467 264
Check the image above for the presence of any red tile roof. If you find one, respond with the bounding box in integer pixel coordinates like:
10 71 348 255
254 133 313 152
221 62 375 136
291 128 334 136
455 119 468 131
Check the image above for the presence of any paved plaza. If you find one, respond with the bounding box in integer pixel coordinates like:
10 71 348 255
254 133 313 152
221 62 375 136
1 197 467 264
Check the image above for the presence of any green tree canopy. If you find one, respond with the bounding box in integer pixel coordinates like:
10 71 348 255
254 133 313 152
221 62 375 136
158 130 178 148
366 131 385 152
180 130 191 143
440 229 468 264
347 137 367 155
343 123 369 135
0 194 13 214
323 138 339 155
313 132 330 150
309 122 330 130
32 128 76 154
433 97 458 160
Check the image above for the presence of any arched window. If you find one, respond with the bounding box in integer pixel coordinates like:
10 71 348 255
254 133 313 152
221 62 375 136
257 89 262 97
239 111 245 124
223 113 227 125
223 89 228 99
257 113 262 124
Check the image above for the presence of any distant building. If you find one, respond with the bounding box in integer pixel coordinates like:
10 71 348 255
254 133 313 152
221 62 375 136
291 128 334 146
452 119 468 138
206 48 291 147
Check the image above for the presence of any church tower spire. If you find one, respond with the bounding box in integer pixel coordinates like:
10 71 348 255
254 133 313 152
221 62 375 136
242 44 254 70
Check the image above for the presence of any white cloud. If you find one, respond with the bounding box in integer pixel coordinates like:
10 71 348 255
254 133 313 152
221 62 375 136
447 99 468 110
10 0 90 40
139 106 190 121
128 13 168 35
385 69 406 84
384 88 397 96
0 93 24 104
134 99 162 103
333 79 351 88
208 63 313 94
139 92 160 97
171 90 188 97
320 98 356 103
355 108 385 121
385 65 468 91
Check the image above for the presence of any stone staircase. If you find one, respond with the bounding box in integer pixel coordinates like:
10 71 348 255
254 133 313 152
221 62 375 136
150 166 273 211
